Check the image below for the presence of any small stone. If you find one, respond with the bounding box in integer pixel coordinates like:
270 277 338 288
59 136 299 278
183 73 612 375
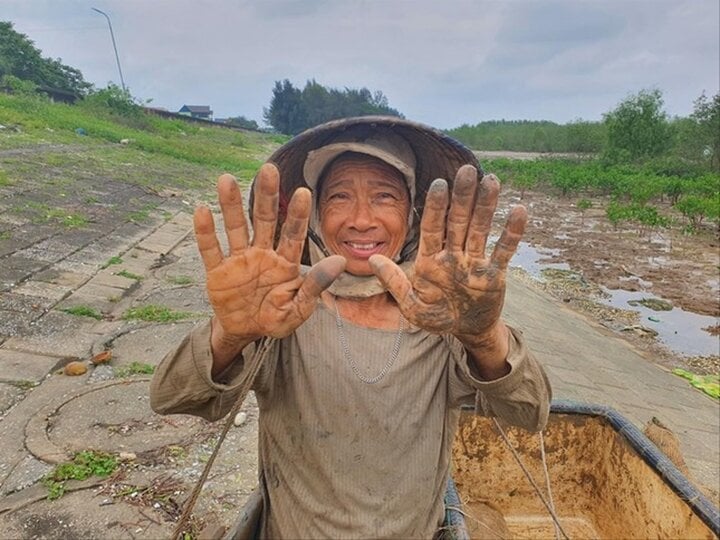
234 411 247 427
91 350 112 365
63 361 87 376
621 325 658 337
88 364 114 383
119 452 136 461
628 297 673 311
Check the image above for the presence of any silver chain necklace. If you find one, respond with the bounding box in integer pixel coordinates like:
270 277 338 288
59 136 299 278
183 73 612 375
333 298 405 384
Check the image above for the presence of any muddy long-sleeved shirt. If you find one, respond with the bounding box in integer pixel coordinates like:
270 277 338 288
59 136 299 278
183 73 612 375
150 303 551 539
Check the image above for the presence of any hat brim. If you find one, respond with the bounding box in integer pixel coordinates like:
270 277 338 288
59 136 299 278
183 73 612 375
250 116 482 263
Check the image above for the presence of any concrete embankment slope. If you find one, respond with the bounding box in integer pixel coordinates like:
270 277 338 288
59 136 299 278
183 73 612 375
0 205 716 536
504 277 720 495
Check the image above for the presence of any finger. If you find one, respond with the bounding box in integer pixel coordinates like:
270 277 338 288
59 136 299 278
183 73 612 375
276 188 312 264
368 254 415 308
293 255 346 318
490 205 528 270
194 205 224 272
466 174 500 258
217 174 250 255
418 179 449 257
445 165 478 252
252 163 280 249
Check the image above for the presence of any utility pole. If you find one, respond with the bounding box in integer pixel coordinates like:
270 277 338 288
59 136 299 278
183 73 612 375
91 7 126 92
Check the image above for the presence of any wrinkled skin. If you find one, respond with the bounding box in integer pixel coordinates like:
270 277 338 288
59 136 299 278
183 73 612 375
369 165 527 346
195 161 525 377
194 164 345 346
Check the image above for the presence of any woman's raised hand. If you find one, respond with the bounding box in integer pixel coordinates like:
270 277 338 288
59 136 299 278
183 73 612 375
369 165 526 345
194 164 346 343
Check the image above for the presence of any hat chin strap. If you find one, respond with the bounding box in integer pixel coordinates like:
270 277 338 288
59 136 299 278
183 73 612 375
307 238 414 299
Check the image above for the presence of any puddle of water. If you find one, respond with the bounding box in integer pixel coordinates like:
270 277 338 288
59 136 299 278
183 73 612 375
508 241 719 358
509 241 570 279
599 287 719 357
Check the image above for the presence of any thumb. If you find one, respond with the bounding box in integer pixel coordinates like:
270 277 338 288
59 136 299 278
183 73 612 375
294 255 346 317
368 254 413 305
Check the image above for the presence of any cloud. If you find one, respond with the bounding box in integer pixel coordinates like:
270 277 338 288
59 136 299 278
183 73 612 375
2 0 718 128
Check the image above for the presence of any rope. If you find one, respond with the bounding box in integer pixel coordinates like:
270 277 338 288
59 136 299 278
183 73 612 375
492 418 570 540
171 336 276 540
539 431 561 540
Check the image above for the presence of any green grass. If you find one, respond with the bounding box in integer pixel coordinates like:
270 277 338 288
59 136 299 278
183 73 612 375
9 379 37 390
122 304 194 322
0 169 12 186
126 208 152 222
12 201 89 228
61 305 103 320
43 450 118 500
114 361 155 377
102 255 123 269
167 275 194 285
116 269 142 280
0 231 11 240
0 93 275 181
54 211 88 228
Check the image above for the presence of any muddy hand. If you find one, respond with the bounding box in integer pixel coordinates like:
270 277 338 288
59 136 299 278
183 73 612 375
194 164 345 341
369 165 526 342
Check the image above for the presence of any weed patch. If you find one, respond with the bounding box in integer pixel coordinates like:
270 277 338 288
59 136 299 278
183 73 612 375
9 379 36 390
122 304 194 322
114 361 155 377
116 269 142 280
61 305 103 320
0 169 12 186
102 255 123 269
167 275 194 285
43 450 118 500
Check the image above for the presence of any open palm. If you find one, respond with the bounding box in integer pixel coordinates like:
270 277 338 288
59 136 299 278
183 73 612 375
369 165 526 341
194 164 345 341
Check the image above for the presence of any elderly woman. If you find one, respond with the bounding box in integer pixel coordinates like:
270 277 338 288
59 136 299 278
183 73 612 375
150 117 551 539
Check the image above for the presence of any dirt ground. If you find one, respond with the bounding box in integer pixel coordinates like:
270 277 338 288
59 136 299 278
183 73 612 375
493 182 719 376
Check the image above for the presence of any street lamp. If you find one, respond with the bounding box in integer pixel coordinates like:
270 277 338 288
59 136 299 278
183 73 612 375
91 7 126 92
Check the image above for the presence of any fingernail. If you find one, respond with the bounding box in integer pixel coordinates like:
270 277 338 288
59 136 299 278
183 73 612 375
429 179 447 192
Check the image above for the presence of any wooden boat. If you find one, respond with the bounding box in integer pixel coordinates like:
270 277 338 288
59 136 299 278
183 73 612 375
224 400 718 539
448 400 720 539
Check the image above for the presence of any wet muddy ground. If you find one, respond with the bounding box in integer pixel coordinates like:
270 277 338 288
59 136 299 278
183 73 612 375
493 184 719 376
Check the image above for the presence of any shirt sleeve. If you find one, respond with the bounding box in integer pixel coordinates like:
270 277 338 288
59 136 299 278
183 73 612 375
149 319 277 421
447 325 552 432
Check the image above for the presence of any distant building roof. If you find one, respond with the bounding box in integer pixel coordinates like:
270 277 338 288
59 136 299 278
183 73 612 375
179 105 212 114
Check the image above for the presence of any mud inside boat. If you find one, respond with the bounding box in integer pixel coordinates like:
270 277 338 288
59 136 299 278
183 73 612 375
451 402 719 539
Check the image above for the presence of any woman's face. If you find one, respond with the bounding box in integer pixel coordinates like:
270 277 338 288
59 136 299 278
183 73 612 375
318 154 410 276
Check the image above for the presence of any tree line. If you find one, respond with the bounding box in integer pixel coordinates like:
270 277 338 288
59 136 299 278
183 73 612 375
263 79 402 135
2 17 717 178
0 21 91 96
448 89 719 174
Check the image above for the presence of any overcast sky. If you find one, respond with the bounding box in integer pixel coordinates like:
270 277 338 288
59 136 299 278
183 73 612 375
3 0 718 129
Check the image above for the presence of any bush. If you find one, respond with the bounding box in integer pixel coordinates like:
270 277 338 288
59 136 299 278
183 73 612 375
603 89 671 163
675 195 720 230
1 74 39 96
79 84 148 129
